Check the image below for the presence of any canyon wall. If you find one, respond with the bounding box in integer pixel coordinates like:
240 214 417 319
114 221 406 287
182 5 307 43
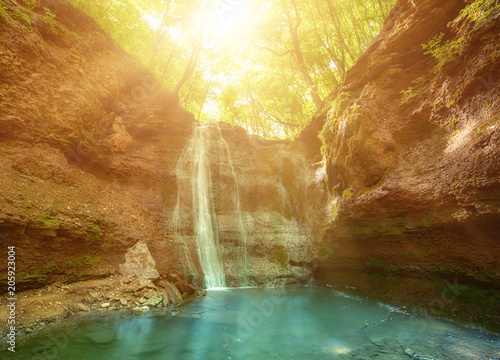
0 0 323 292
170 122 326 288
1 0 498 331
309 0 500 329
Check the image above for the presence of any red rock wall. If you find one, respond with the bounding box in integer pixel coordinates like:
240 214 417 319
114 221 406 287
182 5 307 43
0 0 194 290
312 0 500 329
0 0 325 292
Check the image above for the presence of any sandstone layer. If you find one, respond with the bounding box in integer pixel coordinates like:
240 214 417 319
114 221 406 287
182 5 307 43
308 0 500 330
0 0 323 333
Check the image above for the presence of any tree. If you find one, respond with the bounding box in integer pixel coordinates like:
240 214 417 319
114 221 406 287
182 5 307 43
70 0 395 138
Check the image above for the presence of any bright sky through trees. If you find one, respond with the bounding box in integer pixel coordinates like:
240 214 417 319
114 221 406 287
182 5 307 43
70 0 395 138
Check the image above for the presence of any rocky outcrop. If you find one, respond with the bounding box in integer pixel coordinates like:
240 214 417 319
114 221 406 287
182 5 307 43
311 0 500 329
169 122 326 287
0 0 323 298
118 241 160 280
0 0 191 292
115 241 192 308
4 0 497 334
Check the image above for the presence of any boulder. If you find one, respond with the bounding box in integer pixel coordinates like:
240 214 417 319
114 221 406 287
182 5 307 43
143 296 163 307
156 278 183 305
118 241 160 280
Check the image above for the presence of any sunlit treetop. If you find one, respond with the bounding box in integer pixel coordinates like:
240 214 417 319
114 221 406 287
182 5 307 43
70 0 395 138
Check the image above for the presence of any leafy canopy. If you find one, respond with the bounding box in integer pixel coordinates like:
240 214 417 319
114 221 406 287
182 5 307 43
69 0 395 138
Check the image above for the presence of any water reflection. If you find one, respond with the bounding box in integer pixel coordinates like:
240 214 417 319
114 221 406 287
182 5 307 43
15 288 500 360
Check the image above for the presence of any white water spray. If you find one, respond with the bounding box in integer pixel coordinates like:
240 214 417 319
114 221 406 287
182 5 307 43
172 123 247 289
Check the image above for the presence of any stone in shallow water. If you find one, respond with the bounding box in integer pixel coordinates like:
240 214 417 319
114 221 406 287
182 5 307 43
368 334 388 344
85 330 115 344
143 295 163 307
130 342 166 355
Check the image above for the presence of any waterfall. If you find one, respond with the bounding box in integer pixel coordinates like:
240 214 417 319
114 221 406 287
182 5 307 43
172 123 247 289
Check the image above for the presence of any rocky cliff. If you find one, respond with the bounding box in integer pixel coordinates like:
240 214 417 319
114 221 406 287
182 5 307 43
1 0 498 333
0 0 191 293
0 0 322 304
309 0 500 329
170 122 326 288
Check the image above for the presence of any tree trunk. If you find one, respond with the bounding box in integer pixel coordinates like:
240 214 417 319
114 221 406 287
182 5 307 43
173 15 207 96
286 0 324 109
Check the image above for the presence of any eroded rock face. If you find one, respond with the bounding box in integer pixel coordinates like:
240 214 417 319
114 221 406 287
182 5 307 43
112 241 189 307
0 0 190 291
169 123 327 287
312 0 500 329
0 0 324 294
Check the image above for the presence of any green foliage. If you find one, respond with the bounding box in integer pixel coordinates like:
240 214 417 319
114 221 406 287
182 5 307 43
391 276 401 286
41 204 53 219
42 218 60 228
474 268 495 281
66 270 85 283
12 9 33 28
460 0 499 23
67 254 101 267
400 76 427 102
18 262 56 283
368 273 386 283
443 284 500 306
422 33 465 71
41 204 60 228
69 0 395 138
22 0 37 10
0 0 7 17
86 223 101 242
423 33 445 54
40 7 56 25
342 188 353 199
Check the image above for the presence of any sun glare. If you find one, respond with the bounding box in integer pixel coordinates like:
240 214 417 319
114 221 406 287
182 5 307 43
144 14 161 31
207 0 249 40
167 27 181 41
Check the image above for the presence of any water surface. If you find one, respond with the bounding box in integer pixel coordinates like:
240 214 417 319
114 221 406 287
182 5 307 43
17 288 500 359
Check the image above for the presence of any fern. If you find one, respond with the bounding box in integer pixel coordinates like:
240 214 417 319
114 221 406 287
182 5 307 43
422 33 465 70
460 0 500 23
12 9 33 28
0 0 7 17
22 0 37 11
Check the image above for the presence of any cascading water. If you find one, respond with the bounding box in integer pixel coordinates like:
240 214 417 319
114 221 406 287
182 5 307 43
172 123 247 289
